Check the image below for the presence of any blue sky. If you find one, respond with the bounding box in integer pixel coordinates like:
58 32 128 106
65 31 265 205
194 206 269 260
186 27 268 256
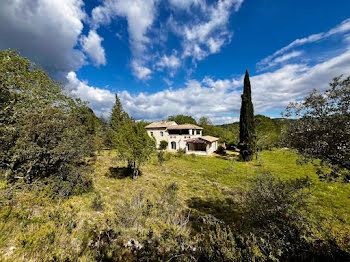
1 0 350 124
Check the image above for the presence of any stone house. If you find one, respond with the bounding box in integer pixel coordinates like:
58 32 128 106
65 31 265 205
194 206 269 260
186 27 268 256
145 120 219 155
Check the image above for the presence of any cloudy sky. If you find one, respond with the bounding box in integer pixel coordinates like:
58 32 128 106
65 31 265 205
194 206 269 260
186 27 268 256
1 0 350 124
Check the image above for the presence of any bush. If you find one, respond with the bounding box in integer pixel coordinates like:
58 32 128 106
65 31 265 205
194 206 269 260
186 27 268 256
91 193 104 211
226 139 237 150
0 50 95 190
81 183 197 261
216 145 226 155
198 222 262 261
157 150 165 165
159 140 168 150
176 148 186 157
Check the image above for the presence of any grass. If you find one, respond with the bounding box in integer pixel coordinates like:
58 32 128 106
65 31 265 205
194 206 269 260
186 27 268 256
1 148 349 260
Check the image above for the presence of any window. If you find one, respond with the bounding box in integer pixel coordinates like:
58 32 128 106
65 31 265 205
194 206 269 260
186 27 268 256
150 132 153 136
171 142 176 150
160 131 163 136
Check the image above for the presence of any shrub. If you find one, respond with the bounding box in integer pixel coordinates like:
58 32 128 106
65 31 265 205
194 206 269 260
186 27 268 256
198 222 262 261
82 183 197 261
176 148 186 157
284 75 350 182
157 150 165 165
91 193 104 211
159 140 168 150
216 145 226 155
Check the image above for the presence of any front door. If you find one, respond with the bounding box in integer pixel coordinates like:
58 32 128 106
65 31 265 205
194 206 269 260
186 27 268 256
171 141 176 150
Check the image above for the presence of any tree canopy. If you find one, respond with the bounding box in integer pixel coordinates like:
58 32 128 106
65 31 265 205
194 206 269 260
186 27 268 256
168 114 197 125
0 49 94 188
285 75 350 181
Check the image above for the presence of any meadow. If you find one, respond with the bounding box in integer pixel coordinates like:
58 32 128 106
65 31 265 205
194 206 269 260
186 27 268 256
1 149 349 261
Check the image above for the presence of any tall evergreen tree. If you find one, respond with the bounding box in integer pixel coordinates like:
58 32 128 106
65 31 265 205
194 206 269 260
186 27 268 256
239 70 256 161
110 94 128 131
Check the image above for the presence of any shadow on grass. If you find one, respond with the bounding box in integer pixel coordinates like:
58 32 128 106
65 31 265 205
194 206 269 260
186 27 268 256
107 167 133 179
187 197 243 232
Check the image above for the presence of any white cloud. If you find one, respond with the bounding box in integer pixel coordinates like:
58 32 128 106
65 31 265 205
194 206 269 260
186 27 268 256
163 77 174 86
170 0 242 62
251 48 350 112
0 0 87 78
273 51 302 63
260 51 303 70
156 54 180 70
66 71 115 117
132 61 152 80
65 44 350 124
257 18 350 70
89 0 243 79
118 77 241 124
115 48 350 124
80 30 106 66
168 0 206 11
91 0 159 79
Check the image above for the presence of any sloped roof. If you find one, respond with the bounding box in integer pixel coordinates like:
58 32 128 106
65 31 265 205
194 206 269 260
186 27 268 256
166 124 203 130
187 135 219 144
200 136 219 142
145 121 176 129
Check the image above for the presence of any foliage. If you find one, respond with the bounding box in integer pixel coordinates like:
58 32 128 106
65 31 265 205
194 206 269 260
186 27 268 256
1 149 350 261
199 116 213 126
198 222 262 261
157 150 165 165
255 114 282 150
239 70 256 161
177 148 186 157
157 141 169 165
168 114 197 125
284 75 350 182
110 94 128 131
216 145 226 155
0 50 94 185
81 184 197 261
238 174 313 260
115 119 156 179
159 140 168 150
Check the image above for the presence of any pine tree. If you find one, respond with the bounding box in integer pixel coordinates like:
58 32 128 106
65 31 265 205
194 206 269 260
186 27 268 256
239 70 256 161
110 94 127 131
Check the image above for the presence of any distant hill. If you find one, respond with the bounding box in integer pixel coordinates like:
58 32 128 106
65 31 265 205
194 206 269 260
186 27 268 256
217 116 295 129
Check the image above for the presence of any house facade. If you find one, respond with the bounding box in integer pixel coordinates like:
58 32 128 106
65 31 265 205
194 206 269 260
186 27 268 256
145 120 219 155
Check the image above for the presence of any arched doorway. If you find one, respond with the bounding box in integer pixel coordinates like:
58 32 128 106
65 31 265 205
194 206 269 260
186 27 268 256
171 141 176 150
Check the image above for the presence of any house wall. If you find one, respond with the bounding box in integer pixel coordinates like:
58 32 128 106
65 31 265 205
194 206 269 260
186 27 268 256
146 128 201 151
146 128 167 148
187 140 218 155
206 141 218 154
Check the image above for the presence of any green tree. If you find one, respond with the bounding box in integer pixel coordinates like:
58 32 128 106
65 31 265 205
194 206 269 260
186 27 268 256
255 114 282 150
168 114 197 125
115 119 155 179
199 116 213 126
284 75 350 182
0 49 93 187
239 70 256 161
110 94 128 131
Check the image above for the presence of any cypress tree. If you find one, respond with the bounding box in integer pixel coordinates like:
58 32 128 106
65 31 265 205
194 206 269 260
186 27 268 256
239 70 256 161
